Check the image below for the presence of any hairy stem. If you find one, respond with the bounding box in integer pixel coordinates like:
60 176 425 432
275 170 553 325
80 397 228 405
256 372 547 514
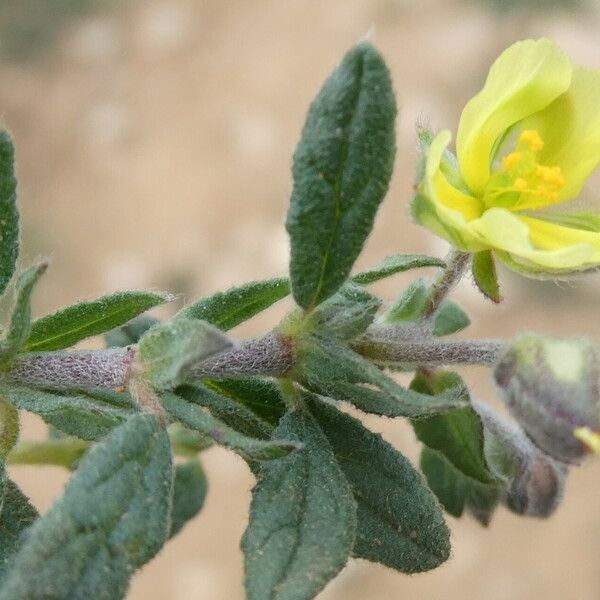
422 248 471 318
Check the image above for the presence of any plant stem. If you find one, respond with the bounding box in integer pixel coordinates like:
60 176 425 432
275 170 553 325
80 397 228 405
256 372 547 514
422 249 471 318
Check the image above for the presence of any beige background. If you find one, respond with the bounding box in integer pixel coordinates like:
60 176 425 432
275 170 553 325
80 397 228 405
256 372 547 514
2 0 600 598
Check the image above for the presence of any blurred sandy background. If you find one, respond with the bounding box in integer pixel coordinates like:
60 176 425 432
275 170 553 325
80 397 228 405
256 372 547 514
2 0 600 598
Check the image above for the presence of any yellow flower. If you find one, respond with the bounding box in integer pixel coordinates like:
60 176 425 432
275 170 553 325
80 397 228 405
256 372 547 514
412 39 600 275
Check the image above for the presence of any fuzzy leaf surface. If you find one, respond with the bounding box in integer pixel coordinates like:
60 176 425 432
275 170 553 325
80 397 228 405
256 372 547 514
352 254 445 285
0 131 19 296
169 459 208 538
0 414 173 600
242 408 357 600
0 480 38 583
138 318 232 389
432 301 470 337
105 315 159 348
411 372 495 484
179 278 290 331
0 385 134 441
306 396 450 572
26 291 168 352
287 42 396 309
160 392 300 461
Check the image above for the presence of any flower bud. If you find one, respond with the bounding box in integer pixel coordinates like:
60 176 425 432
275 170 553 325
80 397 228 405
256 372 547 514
474 399 567 518
494 333 600 463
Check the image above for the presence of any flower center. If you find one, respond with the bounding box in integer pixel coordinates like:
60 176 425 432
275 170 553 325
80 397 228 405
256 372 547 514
483 130 565 212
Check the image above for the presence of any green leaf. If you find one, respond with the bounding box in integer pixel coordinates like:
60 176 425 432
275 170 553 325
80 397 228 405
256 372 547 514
352 254 445 285
169 459 208 538
0 384 134 441
411 372 496 484
0 480 38 584
306 395 450 573
204 377 286 427
383 278 428 323
0 414 173 600
178 278 290 331
0 131 19 297
177 383 273 439
0 398 19 459
138 318 232 389
7 438 89 469
0 263 46 364
295 336 467 418
286 42 396 310
432 300 470 336
312 283 381 340
26 291 168 352
160 392 300 461
472 250 501 303
420 449 501 526
105 314 159 348
242 408 357 600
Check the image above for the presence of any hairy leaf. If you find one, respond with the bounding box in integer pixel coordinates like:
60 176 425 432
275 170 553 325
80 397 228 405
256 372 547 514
242 408 356 600
472 250 501 303
383 278 428 323
411 371 496 484
169 459 208 538
105 314 159 348
177 383 273 439
296 336 467 418
0 384 134 441
0 414 173 600
138 318 232 389
432 301 470 337
160 392 300 461
352 254 445 285
204 377 286 427
0 131 19 297
26 291 168 352
179 278 290 331
306 395 450 572
420 448 501 526
0 480 38 583
312 283 381 341
287 42 396 309
0 263 46 364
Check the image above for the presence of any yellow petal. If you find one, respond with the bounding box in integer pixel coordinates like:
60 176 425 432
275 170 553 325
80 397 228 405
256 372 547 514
413 131 486 252
457 39 572 196
519 66 600 202
469 208 597 270
574 427 600 454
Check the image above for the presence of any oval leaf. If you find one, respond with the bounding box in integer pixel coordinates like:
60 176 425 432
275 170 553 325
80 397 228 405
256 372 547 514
286 42 396 309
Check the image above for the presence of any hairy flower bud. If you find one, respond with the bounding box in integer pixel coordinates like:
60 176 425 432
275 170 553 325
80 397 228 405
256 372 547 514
493 333 600 463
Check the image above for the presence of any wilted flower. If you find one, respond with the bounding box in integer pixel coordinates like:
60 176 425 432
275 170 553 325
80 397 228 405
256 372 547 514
412 38 600 276
494 333 600 462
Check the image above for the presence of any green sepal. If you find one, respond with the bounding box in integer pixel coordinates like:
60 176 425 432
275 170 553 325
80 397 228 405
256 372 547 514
26 291 169 352
137 317 232 390
242 407 357 600
178 278 289 331
287 42 396 310
411 371 497 484
0 414 173 600
0 384 135 441
0 263 46 365
352 254 445 285
0 130 19 297
169 459 208 538
306 395 450 573
160 392 301 461
472 250 501 303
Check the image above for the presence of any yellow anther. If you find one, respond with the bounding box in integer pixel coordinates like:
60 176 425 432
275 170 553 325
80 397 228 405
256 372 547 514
519 129 544 151
514 177 528 191
502 152 521 171
574 427 600 454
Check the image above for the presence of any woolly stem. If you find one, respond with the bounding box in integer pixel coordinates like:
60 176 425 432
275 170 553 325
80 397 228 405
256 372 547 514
422 248 471 318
